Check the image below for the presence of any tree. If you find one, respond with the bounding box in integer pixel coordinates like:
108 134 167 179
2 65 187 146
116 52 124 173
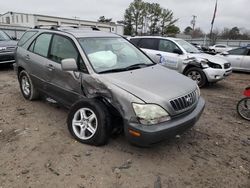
184 26 193 35
192 28 204 38
122 0 178 36
124 0 145 35
98 16 112 23
229 27 240 39
164 25 180 36
160 8 178 35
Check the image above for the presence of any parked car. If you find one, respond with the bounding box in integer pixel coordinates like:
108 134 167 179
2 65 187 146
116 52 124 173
209 44 232 53
0 30 17 65
14 27 205 146
216 46 250 72
129 36 232 87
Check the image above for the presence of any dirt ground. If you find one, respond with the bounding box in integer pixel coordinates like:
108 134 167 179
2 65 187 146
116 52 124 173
0 65 249 188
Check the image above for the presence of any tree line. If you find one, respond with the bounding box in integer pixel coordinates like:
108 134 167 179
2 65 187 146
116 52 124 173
116 0 179 36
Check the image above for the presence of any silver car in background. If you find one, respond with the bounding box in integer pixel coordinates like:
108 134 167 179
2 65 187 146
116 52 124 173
0 30 17 65
216 46 250 72
129 36 232 87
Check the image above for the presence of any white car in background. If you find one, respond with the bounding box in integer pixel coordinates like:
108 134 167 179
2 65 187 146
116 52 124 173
129 36 232 87
216 46 250 72
209 44 233 53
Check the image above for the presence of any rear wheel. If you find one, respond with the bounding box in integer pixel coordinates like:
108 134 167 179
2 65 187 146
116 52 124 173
185 67 207 88
18 70 39 100
237 97 250 121
67 100 111 146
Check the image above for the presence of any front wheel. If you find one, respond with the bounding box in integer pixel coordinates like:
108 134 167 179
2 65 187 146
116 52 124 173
237 97 250 121
67 100 111 146
185 67 207 88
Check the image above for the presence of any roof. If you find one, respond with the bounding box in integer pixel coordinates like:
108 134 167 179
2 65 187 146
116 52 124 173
31 27 119 38
130 36 182 41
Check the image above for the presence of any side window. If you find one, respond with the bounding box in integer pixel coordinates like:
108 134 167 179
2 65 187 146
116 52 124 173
228 48 247 56
17 31 37 47
247 49 250 56
130 38 140 46
216 45 226 48
158 40 180 53
138 38 157 50
33 33 52 57
49 35 78 64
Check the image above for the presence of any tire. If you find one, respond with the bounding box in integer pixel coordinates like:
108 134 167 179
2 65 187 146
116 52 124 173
184 67 207 88
18 70 39 100
237 97 250 121
67 99 111 146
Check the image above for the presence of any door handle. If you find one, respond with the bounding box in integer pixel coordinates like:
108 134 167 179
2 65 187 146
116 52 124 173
25 54 30 61
47 64 55 71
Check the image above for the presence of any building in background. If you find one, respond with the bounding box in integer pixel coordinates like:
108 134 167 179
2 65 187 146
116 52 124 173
0 11 124 38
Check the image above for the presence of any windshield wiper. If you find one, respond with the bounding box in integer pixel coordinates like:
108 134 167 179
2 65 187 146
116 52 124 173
125 63 153 70
99 63 153 74
99 68 128 74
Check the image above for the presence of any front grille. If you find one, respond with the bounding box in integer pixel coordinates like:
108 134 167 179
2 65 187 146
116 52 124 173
0 54 15 61
224 63 231 69
170 90 197 112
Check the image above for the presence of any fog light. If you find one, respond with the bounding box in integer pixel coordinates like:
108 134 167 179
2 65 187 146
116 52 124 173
129 129 141 137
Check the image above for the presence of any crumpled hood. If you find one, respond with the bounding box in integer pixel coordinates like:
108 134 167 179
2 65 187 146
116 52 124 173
99 64 196 104
188 52 228 65
0 40 17 47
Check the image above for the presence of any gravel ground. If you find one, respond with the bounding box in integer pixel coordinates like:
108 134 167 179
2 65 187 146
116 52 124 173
0 66 249 188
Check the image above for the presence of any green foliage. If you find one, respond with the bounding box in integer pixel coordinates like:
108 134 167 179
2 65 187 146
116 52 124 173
123 0 178 36
98 16 112 23
184 26 193 35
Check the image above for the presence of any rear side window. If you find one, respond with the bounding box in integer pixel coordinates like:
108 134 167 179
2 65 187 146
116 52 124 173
33 33 52 57
49 35 78 63
138 38 157 50
130 38 140 46
17 31 37 46
247 49 250 56
228 48 247 56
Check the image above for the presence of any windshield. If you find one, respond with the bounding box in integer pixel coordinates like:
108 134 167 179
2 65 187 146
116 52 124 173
174 39 200 53
78 37 154 73
0 31 11 41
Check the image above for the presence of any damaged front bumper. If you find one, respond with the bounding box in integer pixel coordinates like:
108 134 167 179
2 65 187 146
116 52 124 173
124 97 205 146
203 67 232 82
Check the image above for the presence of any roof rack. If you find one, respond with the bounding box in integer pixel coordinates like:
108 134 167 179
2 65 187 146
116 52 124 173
33 25 100 31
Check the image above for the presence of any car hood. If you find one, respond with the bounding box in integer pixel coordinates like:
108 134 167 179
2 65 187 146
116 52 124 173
0 40 17 47
100 64 196 103
188 52 228 65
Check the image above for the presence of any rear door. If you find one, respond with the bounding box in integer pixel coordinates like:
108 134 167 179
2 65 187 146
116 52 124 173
136 38 160 63
26 33 52 91
240 49 250 71
227 48 247 70
46 34 84 107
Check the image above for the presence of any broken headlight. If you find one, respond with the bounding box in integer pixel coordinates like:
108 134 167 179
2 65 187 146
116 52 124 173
132 103 171 125
207 61 222 69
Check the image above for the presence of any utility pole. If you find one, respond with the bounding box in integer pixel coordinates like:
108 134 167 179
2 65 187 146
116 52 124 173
191 15 197 38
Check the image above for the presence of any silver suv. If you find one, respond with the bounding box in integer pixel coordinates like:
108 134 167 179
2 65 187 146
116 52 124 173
14 26 205 146
130 36 232 87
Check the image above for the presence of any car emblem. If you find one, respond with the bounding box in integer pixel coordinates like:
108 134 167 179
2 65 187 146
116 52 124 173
0 47 7 51
186 96 193 104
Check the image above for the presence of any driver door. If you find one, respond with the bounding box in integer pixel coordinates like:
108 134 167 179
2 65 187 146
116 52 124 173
46 34 85 107
156 39 183 71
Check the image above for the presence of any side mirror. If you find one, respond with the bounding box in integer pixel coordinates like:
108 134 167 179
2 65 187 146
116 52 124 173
173 49 183 55
221 51 229 56
61 58 78 71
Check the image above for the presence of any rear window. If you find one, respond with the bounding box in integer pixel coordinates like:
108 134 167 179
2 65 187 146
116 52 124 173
17 31 37 47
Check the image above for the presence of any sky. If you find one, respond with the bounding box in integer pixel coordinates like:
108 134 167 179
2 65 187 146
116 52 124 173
0 0 249 33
